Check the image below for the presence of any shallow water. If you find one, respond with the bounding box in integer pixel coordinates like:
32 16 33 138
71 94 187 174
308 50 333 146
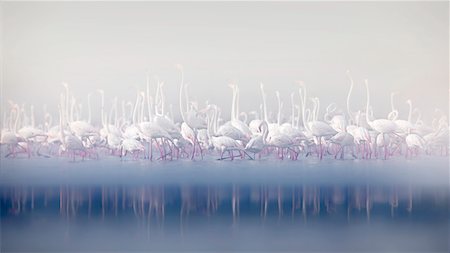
1 157 449 252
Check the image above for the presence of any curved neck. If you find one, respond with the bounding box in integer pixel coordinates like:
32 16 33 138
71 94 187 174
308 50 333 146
64 85 69 125
184 83 190 113
390 93 396 113
276 91 281 125
206 106 214 138
415 110 422 125
300 88 307 130
146 76 153 121
87 94 92 124
70 97 76 123
155 81 161 116
261 121 268 143
236 86 240 120
305 108 311 128
290 93 295 126
132 93 139 125
30 106 35 128
108 98 117 129
365 80 371 125
121 101 126 125
114 98 118 127
160 83 165 116
140 94 145 123
8 107 13 130
179 70 187 123
260 83 268 123
239 112 248 124
407 101 412 122
212 105 218 135
315 98 320 121
346 72 354 122
169 104 174 122
13 107 20 133
99 92 105 127
59 107 66 145
231 85 236 121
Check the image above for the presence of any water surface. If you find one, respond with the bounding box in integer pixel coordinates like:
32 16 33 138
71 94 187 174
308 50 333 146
1 158 448 252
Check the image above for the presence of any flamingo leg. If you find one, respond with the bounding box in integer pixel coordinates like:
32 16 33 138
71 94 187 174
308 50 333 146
191 138 196 160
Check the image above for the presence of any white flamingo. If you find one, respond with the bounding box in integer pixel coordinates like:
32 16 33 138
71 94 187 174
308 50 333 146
364 79 397 159
245 120 268 159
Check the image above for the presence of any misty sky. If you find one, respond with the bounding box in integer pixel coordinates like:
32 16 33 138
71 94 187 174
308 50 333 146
1 1 448 124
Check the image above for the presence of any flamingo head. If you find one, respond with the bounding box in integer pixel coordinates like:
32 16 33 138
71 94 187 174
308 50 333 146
175 64 183 71
364 79 369 86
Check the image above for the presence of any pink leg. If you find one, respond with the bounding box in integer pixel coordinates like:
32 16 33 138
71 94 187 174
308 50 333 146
191 138 196 160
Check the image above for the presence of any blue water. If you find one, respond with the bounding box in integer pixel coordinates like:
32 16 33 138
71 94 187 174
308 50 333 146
0 157 448 252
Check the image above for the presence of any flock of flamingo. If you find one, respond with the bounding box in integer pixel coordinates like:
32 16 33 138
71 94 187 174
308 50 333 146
1 67 448 162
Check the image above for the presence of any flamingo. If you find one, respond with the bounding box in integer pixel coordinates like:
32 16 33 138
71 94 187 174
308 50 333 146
300 87 337 159
245 120 268 159
364 79 397 159
120 138 145 159
329 131 355 159
62 84 97 142
1 104 21 157
391 95 414 136
1 68 447 162
229 83 252 139
177 64 206 160
405 133 426 158
17 105 47 157
58 106 86 161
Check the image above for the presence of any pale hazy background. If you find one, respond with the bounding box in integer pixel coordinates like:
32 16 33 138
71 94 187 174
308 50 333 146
1 1 448 124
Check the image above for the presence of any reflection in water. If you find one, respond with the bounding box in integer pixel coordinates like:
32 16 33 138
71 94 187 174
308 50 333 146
1 183 447 222
1 183 448 252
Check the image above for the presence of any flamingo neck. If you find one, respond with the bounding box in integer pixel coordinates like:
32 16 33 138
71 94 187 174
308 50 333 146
262 121 268 144
231 85 236 121
300 88 308 130
70 97 76 123
260 84 268 123
59 107 66 146
160 83 165 116
13 107 20 134
132 93 139 125
407 101 412 122
65 86 69 125
87 95 92 124
140 94 145 123
311 99 317 122
100 92 105 127
390 93 396 113
179 77 187 123
236 86 240 121
31 106 35 128
146 77 153 121
276 91 281 125
290 94 295 126
114 98 118 127
346 73 354 123
314 98 320 121
365 80 371 126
